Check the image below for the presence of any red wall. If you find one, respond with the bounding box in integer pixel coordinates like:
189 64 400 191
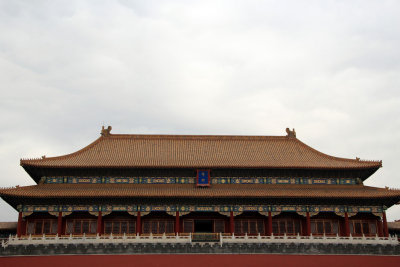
1 254 399 267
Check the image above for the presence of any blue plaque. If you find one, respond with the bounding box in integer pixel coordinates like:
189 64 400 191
197 170 210 187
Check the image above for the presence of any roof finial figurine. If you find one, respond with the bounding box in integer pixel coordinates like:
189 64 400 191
101 126 112 137
286 128 296 138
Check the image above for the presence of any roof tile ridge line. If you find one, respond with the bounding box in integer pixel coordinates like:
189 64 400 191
20 136 104 164
1 184 37 189
385 187 400 191
361 185 390 190
108 133 288 140
0 186 18 190
294 138 382 166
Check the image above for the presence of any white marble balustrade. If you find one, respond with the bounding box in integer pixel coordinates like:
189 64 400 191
1 233 398 248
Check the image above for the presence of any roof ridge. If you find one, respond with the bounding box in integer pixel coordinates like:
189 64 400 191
107 133 289 140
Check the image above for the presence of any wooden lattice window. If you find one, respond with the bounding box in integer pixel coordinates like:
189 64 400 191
104 220 136 234
66 219 97 235
234 219 265 235
272 219 301 235
311 219 339 235
214 220 225 233
183 220 194 233
142 220 174 234
26 219 58 235
349 220 377 236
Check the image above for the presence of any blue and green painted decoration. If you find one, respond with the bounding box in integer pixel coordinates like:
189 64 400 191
43 176 357 185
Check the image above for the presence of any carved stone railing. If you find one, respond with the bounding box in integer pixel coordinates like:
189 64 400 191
192 233 220 242
1 233 398 248
219 233 399 246
1 233 191 248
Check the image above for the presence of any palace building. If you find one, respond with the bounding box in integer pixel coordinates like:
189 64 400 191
1 127 400 245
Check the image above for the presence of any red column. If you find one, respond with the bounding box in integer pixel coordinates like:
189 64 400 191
263 218 268 236
229 211 234 234
21 219 26 236
57 212 63 236
17 212 23 237
344 212 350 236
136 211 141 235
175 211 180 234
383 211 389 237
97 211 102 235
377 217 384 237
267 211 273 236
306 212 311 236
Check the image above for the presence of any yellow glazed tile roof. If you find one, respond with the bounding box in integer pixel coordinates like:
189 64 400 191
20 132 382 169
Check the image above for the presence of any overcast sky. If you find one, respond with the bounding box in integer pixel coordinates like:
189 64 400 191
1 0 400 221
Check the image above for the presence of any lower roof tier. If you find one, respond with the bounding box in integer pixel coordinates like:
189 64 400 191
1 184 400 200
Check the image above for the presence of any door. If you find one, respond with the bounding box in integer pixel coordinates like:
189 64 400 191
194 220 213 233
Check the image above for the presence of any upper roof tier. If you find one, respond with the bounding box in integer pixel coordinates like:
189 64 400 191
20 127 382 170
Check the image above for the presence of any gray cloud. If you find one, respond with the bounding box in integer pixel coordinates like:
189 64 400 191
1 0 400 221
